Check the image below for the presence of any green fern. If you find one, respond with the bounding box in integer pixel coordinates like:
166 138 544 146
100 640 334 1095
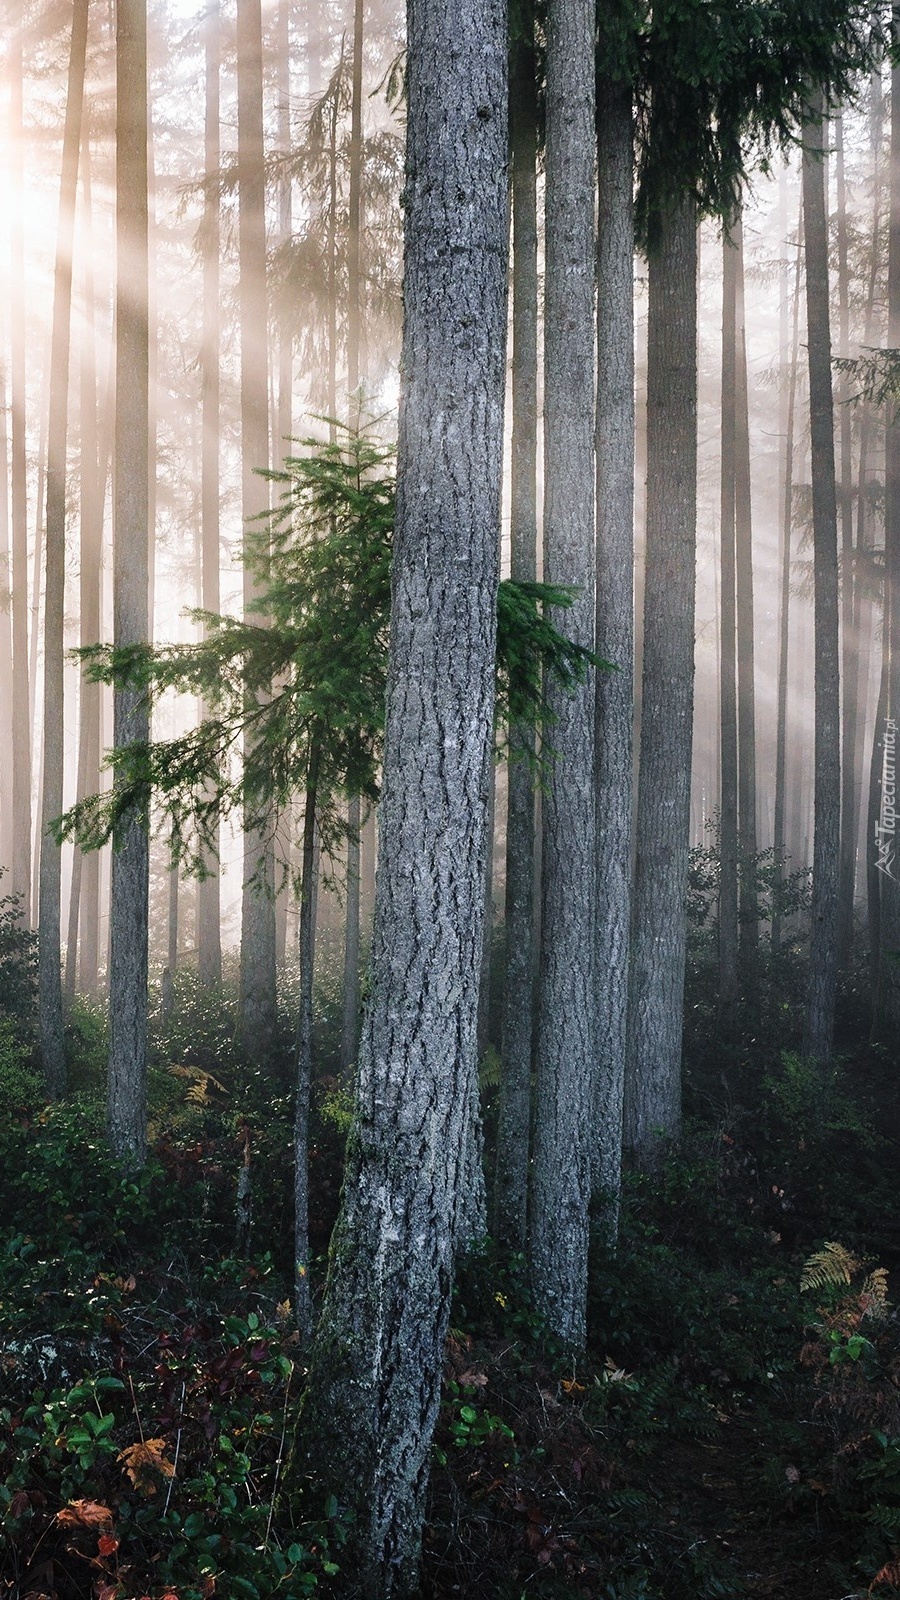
801 1241 860 1295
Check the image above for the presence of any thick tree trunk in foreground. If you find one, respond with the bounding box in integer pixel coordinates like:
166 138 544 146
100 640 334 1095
624 196 697 1166
530 0 596 1348
39 0 88 1097
592 77 634 1242
495 15 538 1255
300 0 508 1587
108 0 150 1164
802 92 841 1063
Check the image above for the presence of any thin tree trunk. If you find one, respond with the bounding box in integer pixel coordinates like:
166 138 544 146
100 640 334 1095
851 80 884 967
495 14 538 1255
197 0 222 988
734 215 759 988
719 219 739 1023
874 55 900 1036
108 0 150 1163
272 0 293 972
300 0 508 1582
592 76 634 1243
340 0 365 1074
80 332 114 998
476 762 495 1062
530 0 596 1348
10 0 31 920
295 743 319 1340
237 0 276 1057
772 187 803 958
38 0 89 1098
835 112 858 961
624 195 697 1166
802 89 841 1063
0 305 13 874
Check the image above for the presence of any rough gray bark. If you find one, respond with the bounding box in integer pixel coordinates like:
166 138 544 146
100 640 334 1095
197 0 222 989
592 77 634 1242
624 197 697 1166
529 0 596 1348
237 0 276 1059
802 90 841 1063
300 0 508 1586
719 221 739 1024
772 189 803 959
108 0 150 1164
39 0 88 1098
495 19 538 1255
10 0 31 921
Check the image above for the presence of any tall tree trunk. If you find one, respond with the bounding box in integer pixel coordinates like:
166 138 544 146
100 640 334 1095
341 0 365 1075
772 186 803 959
530 0 596 1348
294 742 320 1341
10 0 31 921
39 0 89 1097
874 55 900 1036
237 0 276 1058
718 219 739 1024
734 215 759 987
197 0 222 988
592 76 634 1243
852 79 884 973
80 331 114 998
802 88 841 1063
108 0 150 1163
835 112 858 961
495 14 538 1255
624 195 697 1166
300 0 508 1584
0 305 13 874
272 0 293 973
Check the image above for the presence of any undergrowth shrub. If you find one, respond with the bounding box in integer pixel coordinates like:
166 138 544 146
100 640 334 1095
0 1311 343 1599
791 1242 900 1594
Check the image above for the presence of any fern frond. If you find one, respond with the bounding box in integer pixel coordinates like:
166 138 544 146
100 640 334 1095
868 1505 900 1534
860 1267 891 1318
801 1241 860 1295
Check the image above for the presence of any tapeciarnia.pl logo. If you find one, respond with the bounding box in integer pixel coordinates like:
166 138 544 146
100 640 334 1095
875 716 898 881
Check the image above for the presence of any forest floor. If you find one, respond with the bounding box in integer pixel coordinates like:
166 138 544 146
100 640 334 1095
3 965 900 1600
